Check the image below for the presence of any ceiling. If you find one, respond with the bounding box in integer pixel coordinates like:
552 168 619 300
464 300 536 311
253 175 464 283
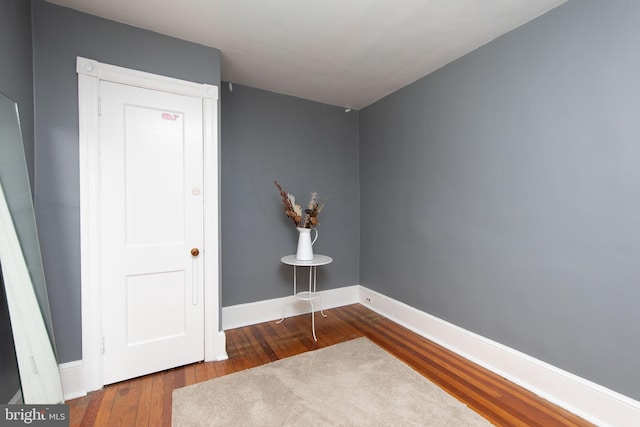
47 0 566 110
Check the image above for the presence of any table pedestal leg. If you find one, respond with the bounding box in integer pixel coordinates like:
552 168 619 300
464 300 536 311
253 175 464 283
310 298 317 341
313 266 328 318
309 267 316 340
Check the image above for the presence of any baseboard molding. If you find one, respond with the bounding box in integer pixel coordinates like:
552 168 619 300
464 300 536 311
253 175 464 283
60 284 640 425
59 330 229 400
222 285 360 330
61 285 355 401
59 360 86 401
211 331 229 361
358 286 640 427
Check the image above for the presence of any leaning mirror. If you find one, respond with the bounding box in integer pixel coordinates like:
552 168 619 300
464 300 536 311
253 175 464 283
0 92 64 403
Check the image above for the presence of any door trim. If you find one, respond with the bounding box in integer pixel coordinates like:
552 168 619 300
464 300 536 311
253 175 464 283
77 57 227 393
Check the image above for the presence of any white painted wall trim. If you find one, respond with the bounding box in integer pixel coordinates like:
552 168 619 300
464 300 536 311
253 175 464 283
57 339 228 401
63 281 640 423
222 285 360 330
59 360 86 401
77 56 226 394
59 286 357 398
212 331 229 361
357 286 640 427
76 57 218 99
222 284 639 426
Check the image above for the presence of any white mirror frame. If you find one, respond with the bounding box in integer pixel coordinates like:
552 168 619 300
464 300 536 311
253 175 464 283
0 180 64 403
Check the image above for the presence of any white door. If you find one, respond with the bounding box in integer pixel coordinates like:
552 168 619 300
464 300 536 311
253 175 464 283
99 81 205 385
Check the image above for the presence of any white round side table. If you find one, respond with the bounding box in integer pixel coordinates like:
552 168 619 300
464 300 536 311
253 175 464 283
277 254 333 341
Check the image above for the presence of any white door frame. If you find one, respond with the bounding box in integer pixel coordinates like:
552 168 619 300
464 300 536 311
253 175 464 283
77 56 227 393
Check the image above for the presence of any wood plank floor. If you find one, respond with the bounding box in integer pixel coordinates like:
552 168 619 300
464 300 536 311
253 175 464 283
68 304 593 426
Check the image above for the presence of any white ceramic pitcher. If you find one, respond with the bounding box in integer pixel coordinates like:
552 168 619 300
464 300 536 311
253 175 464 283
295 227 318 260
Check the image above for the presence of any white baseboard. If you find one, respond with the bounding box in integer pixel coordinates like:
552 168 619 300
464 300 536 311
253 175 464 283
60 283 640 425
358 286 640 427
59 287 359 401
211 331 229 361
59 360 86 401
222 285 360 330
59 331 229 400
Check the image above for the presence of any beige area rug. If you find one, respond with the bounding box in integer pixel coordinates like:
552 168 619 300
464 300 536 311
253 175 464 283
172 338 492 426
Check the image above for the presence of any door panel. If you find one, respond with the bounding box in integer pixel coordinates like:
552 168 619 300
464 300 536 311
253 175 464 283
99 81 204 385
126 271 186 345
124 104 185 247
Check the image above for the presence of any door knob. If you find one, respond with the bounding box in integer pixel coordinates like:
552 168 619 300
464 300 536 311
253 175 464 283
191 248 200 257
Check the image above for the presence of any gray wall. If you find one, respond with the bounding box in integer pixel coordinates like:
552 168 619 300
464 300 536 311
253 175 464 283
0 0 33 402
23 0 639 402
31 0 221 363
360 0 640 400
0 0 34 184
221 83 359 306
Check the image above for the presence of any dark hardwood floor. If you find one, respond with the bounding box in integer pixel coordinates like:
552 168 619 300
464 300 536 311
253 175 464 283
68 304 593 426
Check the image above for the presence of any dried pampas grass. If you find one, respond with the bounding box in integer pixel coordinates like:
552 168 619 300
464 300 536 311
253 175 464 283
275 181 329 229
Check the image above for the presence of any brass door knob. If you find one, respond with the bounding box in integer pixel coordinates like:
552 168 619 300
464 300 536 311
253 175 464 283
191 248 200 257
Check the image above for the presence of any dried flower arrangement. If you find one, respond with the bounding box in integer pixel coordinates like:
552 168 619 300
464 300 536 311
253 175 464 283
275 180 328 229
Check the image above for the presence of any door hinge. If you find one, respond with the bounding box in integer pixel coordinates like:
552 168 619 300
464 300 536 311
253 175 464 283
97 96 102 116
100 336 105 355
